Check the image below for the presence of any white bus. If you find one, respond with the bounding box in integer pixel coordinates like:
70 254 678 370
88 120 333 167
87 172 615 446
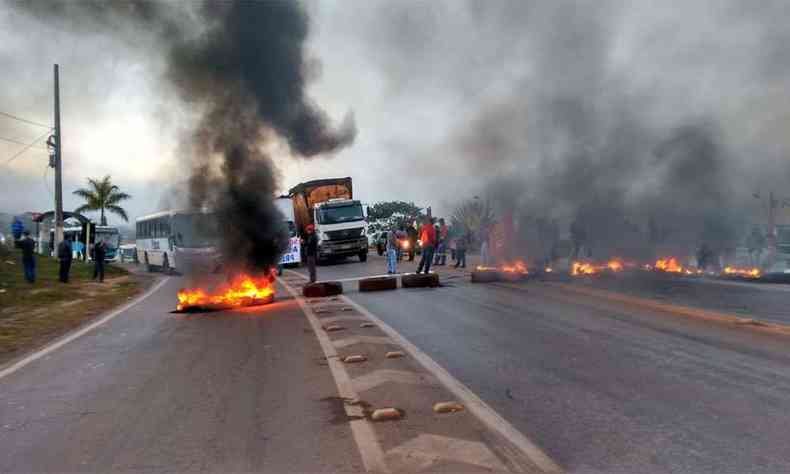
135 210 219 273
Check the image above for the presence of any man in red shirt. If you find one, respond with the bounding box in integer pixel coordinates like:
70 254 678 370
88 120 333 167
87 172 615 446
416 216 436 274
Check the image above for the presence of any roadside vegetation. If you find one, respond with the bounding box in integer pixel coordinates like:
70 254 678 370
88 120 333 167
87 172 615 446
0 245 145 364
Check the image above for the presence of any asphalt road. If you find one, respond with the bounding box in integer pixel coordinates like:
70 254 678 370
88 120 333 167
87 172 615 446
0 276 363 473
571 271 790 325
298 255 790 473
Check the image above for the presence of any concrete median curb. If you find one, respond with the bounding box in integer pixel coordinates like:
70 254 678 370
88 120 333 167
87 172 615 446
359 276 398 292
401 273 440 288
303 281 343 298
548 282 790 337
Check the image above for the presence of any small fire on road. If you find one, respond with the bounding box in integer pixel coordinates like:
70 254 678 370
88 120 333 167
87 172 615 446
722 266 761 279
176 272 275 312
649 257 702 276
571 259 625 276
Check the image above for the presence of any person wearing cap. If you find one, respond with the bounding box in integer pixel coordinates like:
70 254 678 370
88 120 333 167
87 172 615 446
302 224 319 283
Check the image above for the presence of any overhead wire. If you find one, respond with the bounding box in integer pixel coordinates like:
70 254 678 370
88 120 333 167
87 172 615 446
0 135 48 149
3 129 53 166
0 111 51 129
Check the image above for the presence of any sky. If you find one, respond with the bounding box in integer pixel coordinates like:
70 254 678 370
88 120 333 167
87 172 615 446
2 0 790 232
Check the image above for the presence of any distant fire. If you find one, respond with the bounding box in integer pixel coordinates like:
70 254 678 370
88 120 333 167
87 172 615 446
501 261 528 274
571 259 625 276
650 257 702 276
176 272 275 312
723 266 761 279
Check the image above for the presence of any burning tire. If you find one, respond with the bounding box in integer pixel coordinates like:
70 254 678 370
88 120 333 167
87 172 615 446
471 269 499 283
498 270 528 283
359 276 397 292
303 281 343 298
402 273 440 288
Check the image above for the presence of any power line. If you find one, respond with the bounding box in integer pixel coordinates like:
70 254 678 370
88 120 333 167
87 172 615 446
0 111 51 129
3 129 52 166
0 135 47 149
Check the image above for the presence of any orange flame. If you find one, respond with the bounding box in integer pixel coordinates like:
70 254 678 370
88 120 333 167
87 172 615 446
723 266 761 279
501 260 528 274
571 259 625 276
177 273 275 311
655 257 684 273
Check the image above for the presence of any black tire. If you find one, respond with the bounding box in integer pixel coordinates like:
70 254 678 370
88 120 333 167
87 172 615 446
303 281 343 298
402 273 440 288
145 253 153 273
359 251 368 262
162 253 170 275
359 276 397 292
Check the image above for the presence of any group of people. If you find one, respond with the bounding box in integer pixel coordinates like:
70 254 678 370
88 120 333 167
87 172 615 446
18 231 108 284
381 216 470 275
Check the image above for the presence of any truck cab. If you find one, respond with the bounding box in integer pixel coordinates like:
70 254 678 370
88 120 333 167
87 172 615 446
289 177 368 264
313 198 368 262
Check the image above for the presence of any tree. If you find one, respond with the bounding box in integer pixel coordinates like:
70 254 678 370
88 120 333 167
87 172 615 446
450 198 495 246
73 175 132 225
367 201 424 233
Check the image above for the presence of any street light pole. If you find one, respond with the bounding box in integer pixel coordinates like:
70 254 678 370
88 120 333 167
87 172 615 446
53 64 64 252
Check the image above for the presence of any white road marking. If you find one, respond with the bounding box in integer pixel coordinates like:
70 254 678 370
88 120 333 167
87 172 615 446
352 369 436 393
385 433 507 472
316 315 367 325
332 336 394 349
0 277 171 381
277 276 389 473
285 269 563 473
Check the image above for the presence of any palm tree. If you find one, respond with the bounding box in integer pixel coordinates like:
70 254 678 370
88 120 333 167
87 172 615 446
451 197 495 246
73 175 132 225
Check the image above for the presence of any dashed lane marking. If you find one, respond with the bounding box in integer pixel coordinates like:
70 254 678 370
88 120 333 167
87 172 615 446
0 277 171 381
284 269 563 473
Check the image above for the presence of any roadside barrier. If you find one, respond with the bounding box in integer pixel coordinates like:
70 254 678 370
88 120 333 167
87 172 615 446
303 281 344 298
401 273 440 288
359 276 398 292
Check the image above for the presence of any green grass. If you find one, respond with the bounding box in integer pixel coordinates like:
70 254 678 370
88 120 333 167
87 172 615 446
0 246 142 364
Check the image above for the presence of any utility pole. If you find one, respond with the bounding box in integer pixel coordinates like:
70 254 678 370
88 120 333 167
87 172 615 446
53 64 64 252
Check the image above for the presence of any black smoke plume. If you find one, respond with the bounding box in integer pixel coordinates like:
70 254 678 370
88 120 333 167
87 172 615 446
15 0 356 271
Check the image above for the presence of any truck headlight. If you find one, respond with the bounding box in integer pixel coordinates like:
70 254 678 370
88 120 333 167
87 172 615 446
318 232 329 241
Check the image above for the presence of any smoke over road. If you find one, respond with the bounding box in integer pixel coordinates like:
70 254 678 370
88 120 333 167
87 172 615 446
15 0 355 271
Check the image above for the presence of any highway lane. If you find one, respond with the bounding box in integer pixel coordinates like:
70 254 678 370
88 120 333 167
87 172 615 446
299 257 790 473
0 275 363 473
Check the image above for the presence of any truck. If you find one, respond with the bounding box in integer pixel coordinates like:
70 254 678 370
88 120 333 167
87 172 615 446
288 177 369 263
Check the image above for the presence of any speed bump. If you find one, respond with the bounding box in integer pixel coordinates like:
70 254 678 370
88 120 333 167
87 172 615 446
359 276 398 292
401 273 440 288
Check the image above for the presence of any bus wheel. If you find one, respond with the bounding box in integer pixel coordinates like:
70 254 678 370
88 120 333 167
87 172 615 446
145 253 153 273
162 254 170 275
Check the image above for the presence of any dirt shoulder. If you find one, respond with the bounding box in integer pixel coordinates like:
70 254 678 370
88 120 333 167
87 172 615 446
0 249 154 366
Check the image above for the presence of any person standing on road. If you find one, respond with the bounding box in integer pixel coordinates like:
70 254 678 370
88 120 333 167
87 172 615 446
20 230 36 283
416 216 436 274
302 224 319 283
434 218 449 266
57 235 73 283
93 239 106 282
454 232 467 269
406 223 418 261
386 229 399 274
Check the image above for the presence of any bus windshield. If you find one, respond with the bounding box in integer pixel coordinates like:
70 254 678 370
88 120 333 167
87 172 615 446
317 203 365 225
95 228 120 249
172 213 218 248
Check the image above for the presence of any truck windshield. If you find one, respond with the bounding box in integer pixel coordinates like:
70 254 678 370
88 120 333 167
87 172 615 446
173 213 218 248
317 204 365 225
